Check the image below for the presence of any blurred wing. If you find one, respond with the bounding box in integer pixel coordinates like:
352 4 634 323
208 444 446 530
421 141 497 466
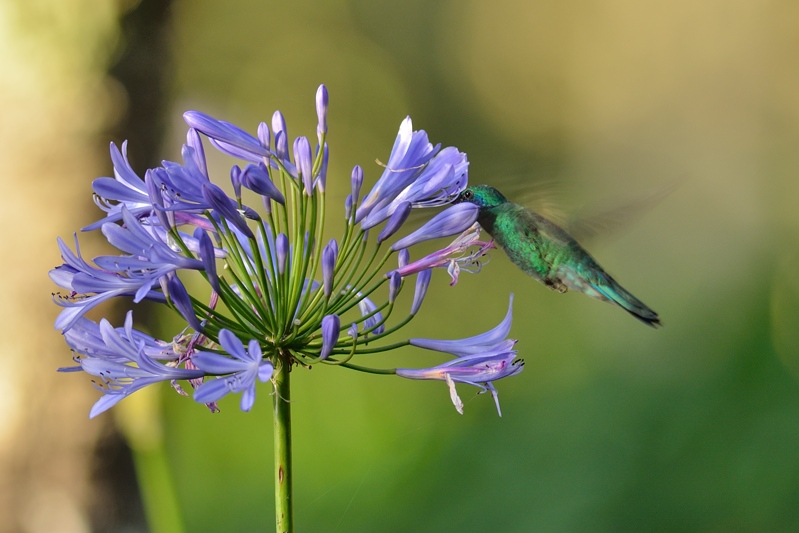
566 181 680 242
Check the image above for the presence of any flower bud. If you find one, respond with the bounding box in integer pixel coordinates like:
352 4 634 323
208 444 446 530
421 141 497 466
272 111 288 160
276 233 289 275
322 239 338 298
411 269 432 315
230 165 242 201
344 194 353 220
195 228 220 295
388 271 402 303
186 128 208 177
241 162 285 204
358 296 384 335
316 84 329 140
398 249 410 269
351 165 363 204
320 314 340 360
294 136 313 195
257 122 271 152
167 274 202 332
201 182 254 239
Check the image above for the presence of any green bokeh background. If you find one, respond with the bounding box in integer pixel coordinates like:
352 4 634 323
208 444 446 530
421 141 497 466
24 0 799 530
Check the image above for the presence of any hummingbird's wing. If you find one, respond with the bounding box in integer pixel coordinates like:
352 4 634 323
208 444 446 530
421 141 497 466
485 174 677 240
565 181 680 242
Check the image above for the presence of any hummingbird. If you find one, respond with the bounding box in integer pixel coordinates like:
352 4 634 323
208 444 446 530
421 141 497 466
456 185 660 327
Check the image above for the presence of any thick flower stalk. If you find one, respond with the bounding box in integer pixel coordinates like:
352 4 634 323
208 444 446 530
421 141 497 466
51 85 523 532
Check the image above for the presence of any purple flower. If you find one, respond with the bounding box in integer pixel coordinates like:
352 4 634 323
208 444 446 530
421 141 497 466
396 147 468 208
152 143 262 231
391 203 479 251
63 314 179 365
192 329 274 412
50 256 145 334
50 205 211 332
184 111 298 178
61 312 205 418
320 314 340 360
361 146 468 229
84 142 154 231
100 207 204 271
355 117 440 226
410 294 514 356
395 222 494 285
396 346 523 416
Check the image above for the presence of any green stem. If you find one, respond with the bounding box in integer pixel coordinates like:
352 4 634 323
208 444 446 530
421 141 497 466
273 354 293 533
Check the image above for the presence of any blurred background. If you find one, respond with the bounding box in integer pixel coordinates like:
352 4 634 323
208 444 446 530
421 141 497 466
3 0 799 531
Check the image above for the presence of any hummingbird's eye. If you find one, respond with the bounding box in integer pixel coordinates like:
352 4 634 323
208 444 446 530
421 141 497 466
463 190 473 200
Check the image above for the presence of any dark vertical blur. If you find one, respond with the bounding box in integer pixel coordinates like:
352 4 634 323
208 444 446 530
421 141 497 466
108 0 175 168
90 1 175 531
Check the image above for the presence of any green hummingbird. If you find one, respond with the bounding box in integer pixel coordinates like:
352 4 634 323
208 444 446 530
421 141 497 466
456 185 661 327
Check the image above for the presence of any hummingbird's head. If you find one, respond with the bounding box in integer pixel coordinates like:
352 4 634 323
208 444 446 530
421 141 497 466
456 185 508 208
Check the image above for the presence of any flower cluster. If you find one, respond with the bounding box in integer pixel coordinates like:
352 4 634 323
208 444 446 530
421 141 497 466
51 85 523 417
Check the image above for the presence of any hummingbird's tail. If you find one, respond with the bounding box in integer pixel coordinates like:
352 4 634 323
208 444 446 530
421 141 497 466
589 275 661 327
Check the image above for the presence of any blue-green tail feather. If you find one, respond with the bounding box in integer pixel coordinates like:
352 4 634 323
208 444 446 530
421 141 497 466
590 277 661 328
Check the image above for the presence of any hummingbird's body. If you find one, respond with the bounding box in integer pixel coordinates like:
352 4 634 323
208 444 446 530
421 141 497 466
457 185 660 327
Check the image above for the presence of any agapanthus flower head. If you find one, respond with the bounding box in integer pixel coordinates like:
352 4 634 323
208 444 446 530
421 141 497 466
52 84 523 418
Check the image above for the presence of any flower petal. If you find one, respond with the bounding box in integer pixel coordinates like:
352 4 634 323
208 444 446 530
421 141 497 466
391 203 478 251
